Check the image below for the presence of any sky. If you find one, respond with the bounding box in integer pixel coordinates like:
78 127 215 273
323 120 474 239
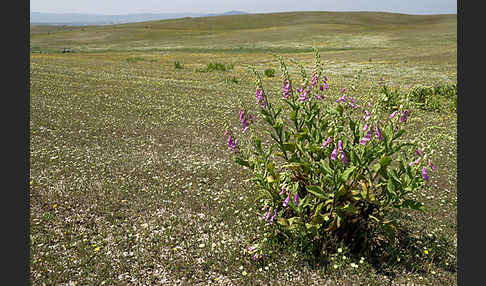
30 0 457 15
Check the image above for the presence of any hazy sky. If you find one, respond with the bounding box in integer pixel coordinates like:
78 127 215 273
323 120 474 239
30 0 457 15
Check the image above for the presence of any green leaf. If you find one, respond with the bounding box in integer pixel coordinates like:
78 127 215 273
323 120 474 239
290 110 298 121
398 199 424 211
336 105 344 115
341 165 357 182
319 160 333 175
392 129 405 140
373 163 381 173
282 143 295 152
387 177 396 195
306 185 328 199
345 203 358 214
234 157 249 168
379 156 392 169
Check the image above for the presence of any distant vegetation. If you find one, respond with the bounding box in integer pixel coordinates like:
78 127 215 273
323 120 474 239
264 68 275 77
30 11 249 25
174 61 184 69
196 62 234 73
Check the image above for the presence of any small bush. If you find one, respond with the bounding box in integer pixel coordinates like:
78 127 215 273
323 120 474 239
126 57 145 63
407 84 456 112
174 61 184 69
224 76 239 84
378 84 402 112
207 62 234 72
264 68 275 78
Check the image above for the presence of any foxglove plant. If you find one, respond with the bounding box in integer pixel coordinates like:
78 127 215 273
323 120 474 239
227 49 434 258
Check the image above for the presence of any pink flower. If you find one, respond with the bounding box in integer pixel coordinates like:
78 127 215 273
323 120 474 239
263 209 272 221
331 148 338 160
417 148 424 157
422 166 430 182
362 123 369 133
269 210 278 224
321 136 332 148
400 110 410 123
336 94 346 103
294 193 300 206
283 195 291 207
363 110 371 121
428 159 436 171
389 110 398 119
279 187 287 196
375 127 382 141
340 151 347 163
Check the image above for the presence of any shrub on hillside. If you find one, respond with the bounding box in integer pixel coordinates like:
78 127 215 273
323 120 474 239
225 49 434 261
264 68 276 78
174 61 184 69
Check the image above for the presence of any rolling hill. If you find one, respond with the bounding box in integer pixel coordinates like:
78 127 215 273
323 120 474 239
30 11 456 58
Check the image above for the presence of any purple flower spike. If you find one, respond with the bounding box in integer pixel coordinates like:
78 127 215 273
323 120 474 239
414 157 421 165
389 110 398 119
349 102 359 109
417 148 424 157
321 136 332 148
338 140 344 151
340 151 347 164
299 86 310 102
263 209 271 221
400 110 408 123
256 88 266 107
311 73 319 87
360 138 369 145
360 129 373 145
341 88 346 94
362 123 369 133
321 78 328 91
279 187 287 196
376 127 383 141
331 148 338 160
283 195 291 207
227 135 237 152
294 193 300 206
282 80 291 99
269 210 278 224
336 94 346 103
363 110 371 121
428 159 436 171
239 110 251 132
422 166 430 182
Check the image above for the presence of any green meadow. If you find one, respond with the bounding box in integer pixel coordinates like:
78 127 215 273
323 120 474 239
30 11 457 285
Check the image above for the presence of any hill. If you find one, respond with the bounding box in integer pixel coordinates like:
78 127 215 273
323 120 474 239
30 11 456 55
30 11 249 25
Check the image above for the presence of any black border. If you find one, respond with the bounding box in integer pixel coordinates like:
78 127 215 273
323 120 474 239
13 0 30 283
456 0 462 283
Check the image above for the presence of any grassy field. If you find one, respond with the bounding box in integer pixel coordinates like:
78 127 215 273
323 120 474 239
30 11 457 285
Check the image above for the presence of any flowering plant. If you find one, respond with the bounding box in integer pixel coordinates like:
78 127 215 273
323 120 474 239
226 49 434 257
